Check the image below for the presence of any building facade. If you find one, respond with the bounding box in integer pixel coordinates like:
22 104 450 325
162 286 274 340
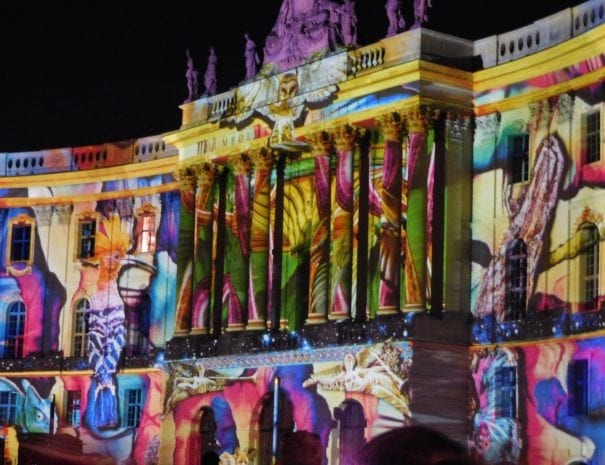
0 1 603 464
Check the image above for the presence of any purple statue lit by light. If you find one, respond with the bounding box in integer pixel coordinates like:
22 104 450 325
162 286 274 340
203 46 217 96
339 0 357 46
413 0 432 27
385 0 405 36
244 33 260 80
184 49 199 103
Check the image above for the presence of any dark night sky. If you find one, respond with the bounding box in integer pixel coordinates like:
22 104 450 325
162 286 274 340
0 0 586 152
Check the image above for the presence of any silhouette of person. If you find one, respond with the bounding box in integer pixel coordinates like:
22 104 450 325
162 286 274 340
278 430 323 465
356 425 483 465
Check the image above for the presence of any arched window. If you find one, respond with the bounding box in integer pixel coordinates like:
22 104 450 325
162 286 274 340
580 224 600 311
506 238 527 320
5 301 25 359
199 407 218 459
334 399 366 465
72 299 90 357
258 386 294 465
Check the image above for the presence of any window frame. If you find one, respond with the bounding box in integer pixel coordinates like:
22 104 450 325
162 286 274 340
495 366 517 419
584 110 601 165
72 298 90 358
0 391 18 426
509 133 530 184
505 238 528 320
579 223 600 311
4 301 25 359
64 390 82 427
567 359 589 416
135 203 157 254
6 214 36 266
123 388 144 428
76 213 98 260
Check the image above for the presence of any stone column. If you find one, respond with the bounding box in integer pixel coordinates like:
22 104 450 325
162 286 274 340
174 165 198 335
247 148 274 330
191 162 219 334
224 154 252 331
329 126 356 320
306 131 333 325
375 113 404 315
401 108 429 311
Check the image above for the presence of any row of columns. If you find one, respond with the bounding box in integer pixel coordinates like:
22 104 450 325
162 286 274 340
174 108 440 336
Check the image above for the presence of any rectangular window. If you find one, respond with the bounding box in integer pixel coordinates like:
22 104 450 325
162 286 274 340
567 359 588 416
138 212 156 253
78 219 96 259
10 224 31 262
125 388 143 427
510 134 529 184
586 112 601 164
495 366 517 418
64 390 81 427
0 391 17 425
5 302 25 359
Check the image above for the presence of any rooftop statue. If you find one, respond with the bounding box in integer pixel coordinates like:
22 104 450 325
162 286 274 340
203 46 218 96
339 0 358 46
263 0 344 72
412 0 432 27
385 0 406 37
184 49 199 103
244 33 260 81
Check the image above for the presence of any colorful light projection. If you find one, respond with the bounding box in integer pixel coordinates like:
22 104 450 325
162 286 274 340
163 341 412 465
471 337 605 465
471 79 605 341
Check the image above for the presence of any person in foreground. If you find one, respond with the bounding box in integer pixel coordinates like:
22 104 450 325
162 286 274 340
355 425 484 465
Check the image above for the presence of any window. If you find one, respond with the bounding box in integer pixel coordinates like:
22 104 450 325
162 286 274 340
7 215 35 265
567 359 588 416
77 218 96 259
124 389 143 427
136 205 156 254
495 366 516 418
580 224 600 311
4 302 25 359
585 111 601 164
510 133 529 183
0 391 17 425
64 390 82 427
72 299 90 357
506 239 527 320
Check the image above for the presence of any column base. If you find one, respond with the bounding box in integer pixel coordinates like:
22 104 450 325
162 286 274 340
305 313 328 325
189 328 209 336
246 319 267 331
328 312 349 321
377 306 400 316
225 323 246 332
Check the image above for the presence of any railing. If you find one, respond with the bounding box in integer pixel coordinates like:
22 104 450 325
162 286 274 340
349 45 386 75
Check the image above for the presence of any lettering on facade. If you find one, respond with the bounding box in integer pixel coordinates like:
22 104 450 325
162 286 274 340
197 125 262 155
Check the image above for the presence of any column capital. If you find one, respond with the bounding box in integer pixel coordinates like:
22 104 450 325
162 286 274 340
334 125 357 152
53 204 73 225
401 106 440 133
229 154 252 176
196 162 221 187
174 164 198 192
376 112 404 142
306 131 334 155
248 147 275 170
446 112 472 141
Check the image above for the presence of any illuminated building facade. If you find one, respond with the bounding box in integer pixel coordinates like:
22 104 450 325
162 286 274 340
0 1 604 464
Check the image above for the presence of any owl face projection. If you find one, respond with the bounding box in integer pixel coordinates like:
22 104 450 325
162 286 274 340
275 73 299 111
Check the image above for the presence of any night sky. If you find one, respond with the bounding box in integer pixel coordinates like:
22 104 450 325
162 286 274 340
0 0 586 152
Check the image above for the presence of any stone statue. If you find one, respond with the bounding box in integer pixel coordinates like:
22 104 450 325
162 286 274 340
184 49 199 103
203 46 217 96
385 0 405 37
244 33 260 81
339 0 357 46
263 0 343 72
413 0 432 27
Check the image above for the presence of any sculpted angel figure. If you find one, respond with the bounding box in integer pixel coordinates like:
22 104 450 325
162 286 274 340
185 49 199 102
385 0 405 36
303 344 411 416
203 47 218 96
